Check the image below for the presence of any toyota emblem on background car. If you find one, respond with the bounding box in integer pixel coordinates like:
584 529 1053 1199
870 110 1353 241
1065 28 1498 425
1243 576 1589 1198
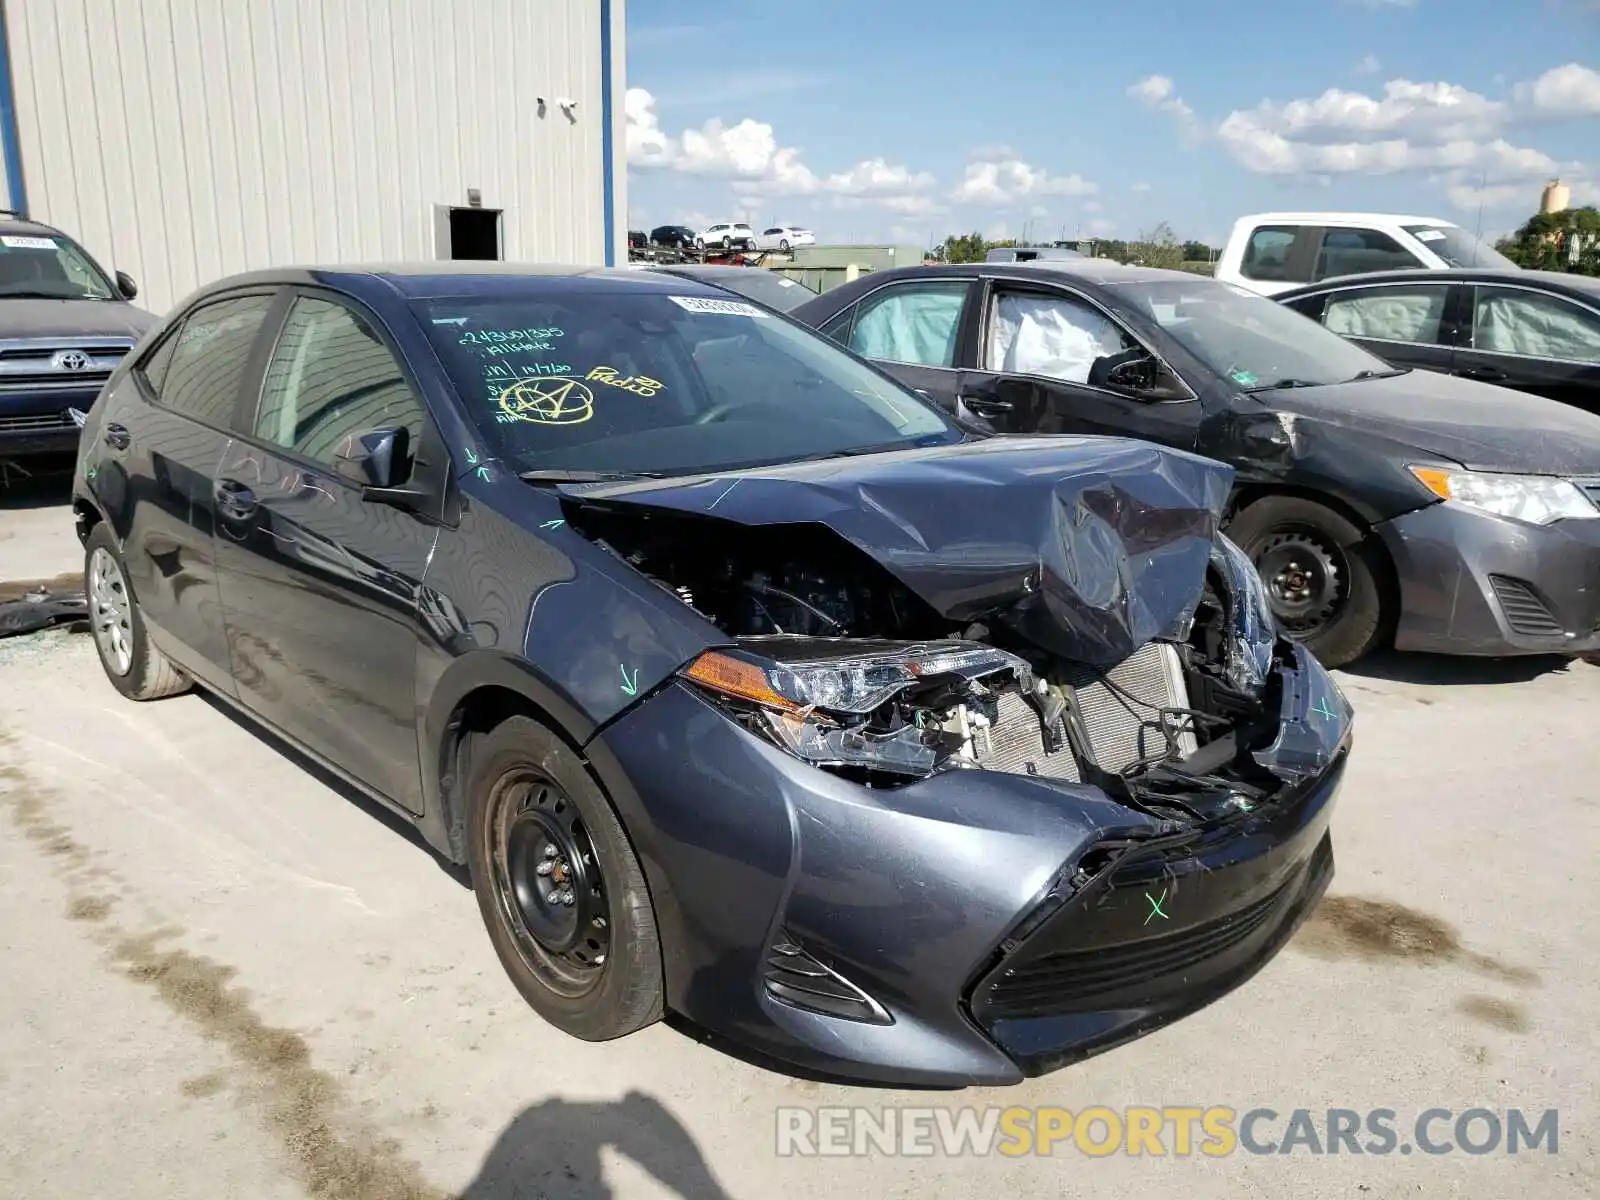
52 349 90 371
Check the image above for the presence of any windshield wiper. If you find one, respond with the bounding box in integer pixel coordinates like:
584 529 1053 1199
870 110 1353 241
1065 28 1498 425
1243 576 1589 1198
0 290 85 300
1349 368 1409 381
1240 378 1324 392
518 469 671 485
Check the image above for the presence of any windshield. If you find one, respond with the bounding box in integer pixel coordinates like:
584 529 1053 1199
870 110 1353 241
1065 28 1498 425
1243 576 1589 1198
0 233 116 299
666 268 817 313
416 288 959 477
1401 223 1518 270
1112 277 1392 389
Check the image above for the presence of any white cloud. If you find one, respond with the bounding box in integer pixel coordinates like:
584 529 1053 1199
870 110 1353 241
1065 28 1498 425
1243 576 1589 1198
1182 63 1600 210
1131 181 1152 193
1082 199 1103 212
951 157 1097 205
1127 75 1203 144
624 88 933 210
1355 54 1381 75
1513 62 1600 116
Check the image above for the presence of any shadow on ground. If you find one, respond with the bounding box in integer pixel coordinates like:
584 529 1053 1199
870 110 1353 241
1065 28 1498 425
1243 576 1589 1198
0 452 74 510
459 1091 736 1200
1339 648 1584 687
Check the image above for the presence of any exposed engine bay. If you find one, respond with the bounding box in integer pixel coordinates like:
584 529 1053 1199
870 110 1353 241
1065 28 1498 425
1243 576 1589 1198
567 501 1297 827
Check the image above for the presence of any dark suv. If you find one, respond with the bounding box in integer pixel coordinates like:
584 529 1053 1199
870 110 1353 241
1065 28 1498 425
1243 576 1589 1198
0 212 154 459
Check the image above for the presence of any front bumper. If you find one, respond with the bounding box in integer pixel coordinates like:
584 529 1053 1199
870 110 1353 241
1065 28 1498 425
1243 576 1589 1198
0 386 96 457
591 642 1349 1088
1376 501 1600 656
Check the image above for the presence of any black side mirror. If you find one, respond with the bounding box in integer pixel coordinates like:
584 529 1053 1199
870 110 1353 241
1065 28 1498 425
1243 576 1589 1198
1089 347 1171 395
114 270 137 300
333 426 436 514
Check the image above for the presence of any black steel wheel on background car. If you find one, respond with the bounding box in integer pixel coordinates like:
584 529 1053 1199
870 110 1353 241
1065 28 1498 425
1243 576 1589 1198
1226 495 1391 669
83 523 191 701
465 715 663 1040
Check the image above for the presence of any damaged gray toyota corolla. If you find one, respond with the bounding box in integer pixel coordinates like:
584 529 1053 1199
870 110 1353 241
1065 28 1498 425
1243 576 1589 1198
72 267 1350 1089
561 435 1352 1086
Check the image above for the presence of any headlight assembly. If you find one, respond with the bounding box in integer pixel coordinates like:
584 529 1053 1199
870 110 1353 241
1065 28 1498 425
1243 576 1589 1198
680 641 1035 776
1408 466 1599 525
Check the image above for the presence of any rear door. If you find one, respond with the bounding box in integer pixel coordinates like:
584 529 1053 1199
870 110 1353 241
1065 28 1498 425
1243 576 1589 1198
828 277 976 410
1450 283 1600 415
1286 280 1461 374
91 291 278 692
212 289 447 812
955 279 1202 448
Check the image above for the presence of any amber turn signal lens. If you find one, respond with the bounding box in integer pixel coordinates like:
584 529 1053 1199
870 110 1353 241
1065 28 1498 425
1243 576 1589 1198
682 651 798 711
1408 465 1454 501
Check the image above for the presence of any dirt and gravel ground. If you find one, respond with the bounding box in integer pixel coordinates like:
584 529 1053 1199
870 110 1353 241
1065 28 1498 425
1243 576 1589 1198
2 469 1596 1199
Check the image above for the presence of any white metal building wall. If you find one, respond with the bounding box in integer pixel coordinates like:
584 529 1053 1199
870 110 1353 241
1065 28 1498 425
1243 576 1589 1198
0 0 627 315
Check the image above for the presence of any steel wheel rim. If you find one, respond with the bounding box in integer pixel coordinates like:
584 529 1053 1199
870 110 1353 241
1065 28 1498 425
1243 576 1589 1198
88 547 134 676
1254 528 1345 636
488 769 611 998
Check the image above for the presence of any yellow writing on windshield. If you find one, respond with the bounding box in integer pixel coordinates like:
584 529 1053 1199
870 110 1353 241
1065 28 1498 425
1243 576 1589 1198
495 377 594 425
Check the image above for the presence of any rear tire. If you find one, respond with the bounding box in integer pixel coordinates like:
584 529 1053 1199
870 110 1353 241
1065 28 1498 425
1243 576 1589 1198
84 524 191 701
465 715 664 1040
779 239 790 252
1226 495 1390 669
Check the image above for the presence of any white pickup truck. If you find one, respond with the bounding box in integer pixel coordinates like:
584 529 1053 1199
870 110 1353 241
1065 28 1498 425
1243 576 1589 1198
1213 211 1519 296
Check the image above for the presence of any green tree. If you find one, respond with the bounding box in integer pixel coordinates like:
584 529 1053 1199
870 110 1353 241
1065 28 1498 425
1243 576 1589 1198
1181 240 1214 261
1498 206 1600 276
932 232 989 263
1122 222 1185 271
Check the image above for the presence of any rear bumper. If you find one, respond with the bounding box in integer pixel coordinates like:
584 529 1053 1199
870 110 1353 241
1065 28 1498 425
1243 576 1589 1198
591 643 1349 1087
1376 501 1600 656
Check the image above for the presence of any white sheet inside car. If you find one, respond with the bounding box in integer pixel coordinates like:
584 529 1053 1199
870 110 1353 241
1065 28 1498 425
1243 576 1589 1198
986 292 1129 383
1475 291 1600 362
1324 290 1444 343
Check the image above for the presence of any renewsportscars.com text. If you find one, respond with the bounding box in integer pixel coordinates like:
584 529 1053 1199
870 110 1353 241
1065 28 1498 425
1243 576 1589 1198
774 1106 1559 1158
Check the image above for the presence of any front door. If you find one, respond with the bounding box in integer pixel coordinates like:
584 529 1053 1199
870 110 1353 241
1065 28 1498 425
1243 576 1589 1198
1450 283 1600 416
958 282 1203 449
213 291 443 813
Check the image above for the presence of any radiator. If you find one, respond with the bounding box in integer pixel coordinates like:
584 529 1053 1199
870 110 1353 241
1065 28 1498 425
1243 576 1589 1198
973 642 1197 780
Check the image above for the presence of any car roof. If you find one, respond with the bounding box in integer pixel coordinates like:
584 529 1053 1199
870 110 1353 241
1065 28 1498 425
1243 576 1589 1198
1277 267 1600 298
188 263 736 302
1234 212 1455 227
0 214 68 237
837 260 1198 288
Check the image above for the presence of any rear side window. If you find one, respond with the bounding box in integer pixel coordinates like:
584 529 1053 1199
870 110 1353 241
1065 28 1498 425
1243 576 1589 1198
1472 286 1600 363
1241 227 1302 282
156 294 277 429
849 281 969 367
1322 284 1451 345
136 327 181 394
1314 228 1422 281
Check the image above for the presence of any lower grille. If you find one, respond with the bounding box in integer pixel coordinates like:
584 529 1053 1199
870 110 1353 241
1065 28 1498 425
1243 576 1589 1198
980 873 1295 1018
763 934 891 1024
1488 574 1563 637
0 410 76 432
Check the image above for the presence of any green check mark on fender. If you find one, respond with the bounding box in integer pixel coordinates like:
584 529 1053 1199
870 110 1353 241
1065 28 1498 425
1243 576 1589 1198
619 665 640 697
1144 889 1170 925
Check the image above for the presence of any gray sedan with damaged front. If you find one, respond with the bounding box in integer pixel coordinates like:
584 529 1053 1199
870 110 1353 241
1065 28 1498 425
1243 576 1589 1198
70 264 1350 1086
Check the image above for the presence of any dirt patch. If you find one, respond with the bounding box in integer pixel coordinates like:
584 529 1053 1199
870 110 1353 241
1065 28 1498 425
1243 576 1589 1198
0 571 82 603
1 755 450 1200
1456 995 1530 1033
181 1070 230 1099
67 895 114 922
1294 895 1539 985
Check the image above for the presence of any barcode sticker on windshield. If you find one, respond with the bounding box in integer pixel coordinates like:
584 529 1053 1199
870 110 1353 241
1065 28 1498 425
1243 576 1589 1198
1413 229 1446 242
1 235 56 249
666 295 770 318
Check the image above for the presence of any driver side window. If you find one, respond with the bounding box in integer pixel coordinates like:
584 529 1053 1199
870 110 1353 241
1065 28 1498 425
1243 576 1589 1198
984 289 1137 385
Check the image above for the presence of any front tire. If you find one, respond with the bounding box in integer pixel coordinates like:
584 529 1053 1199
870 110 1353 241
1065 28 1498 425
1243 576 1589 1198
1226 495 1390 669
465 715 664 1041
84 524 191 700
778 239 790 252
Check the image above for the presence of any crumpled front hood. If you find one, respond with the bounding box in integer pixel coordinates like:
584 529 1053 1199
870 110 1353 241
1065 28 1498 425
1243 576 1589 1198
558 436 1234 666
1257 370 1600 474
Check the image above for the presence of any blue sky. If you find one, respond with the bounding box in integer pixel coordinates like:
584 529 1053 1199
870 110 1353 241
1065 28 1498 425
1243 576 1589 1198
623 0 1600 249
